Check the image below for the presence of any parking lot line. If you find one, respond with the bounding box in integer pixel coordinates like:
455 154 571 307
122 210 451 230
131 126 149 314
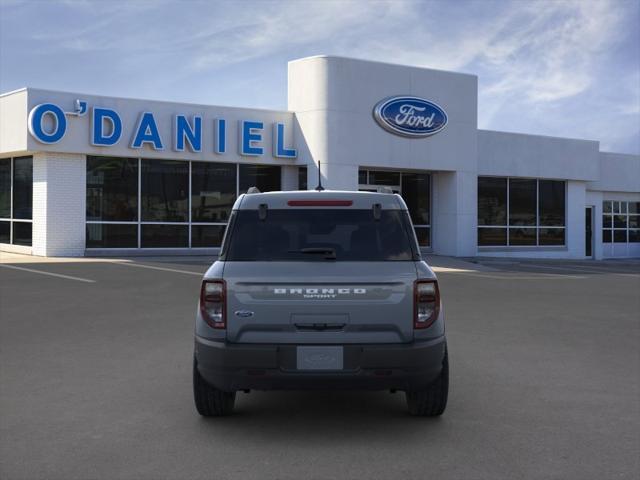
452 271 586 280
111 261 204 276
515 263 640 276
0 264 96 283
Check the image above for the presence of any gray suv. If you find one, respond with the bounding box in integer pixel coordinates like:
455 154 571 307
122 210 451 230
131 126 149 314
193 190 448 416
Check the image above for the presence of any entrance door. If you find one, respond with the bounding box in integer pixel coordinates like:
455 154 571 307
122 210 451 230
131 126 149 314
585 206 593 257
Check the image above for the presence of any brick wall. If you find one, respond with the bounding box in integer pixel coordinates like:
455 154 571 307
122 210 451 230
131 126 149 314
32 152 86 256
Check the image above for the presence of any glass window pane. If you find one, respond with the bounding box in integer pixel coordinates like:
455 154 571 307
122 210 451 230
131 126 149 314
0 220 9 243
141 224 188 248
613 230 627 243
613 215 627 228
602 201 612 213
629 216 639 228
509 227 537 246
402 173 430 226
86 223 138 248
358 169 367 184
629 230 640 243
478 177 507 226
87 156 138 221
602 229 612 243
538 180 565 226
191 162 236 223
509 179 536 226
141 160 188 222
0 159 10 218
368 170 400 186
539 228 565 245
12 222 31 246
298 167 307 190
613 201 620 214
415 227 430 247
621 202 627 214
239 165 281 194
225 210 414 261
603 215 612 228
628 202 640 214
12 156 32 220
478 227 507 246
191 225 226 247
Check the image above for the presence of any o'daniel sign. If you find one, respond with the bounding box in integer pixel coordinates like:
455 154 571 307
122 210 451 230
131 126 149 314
26 99 297 158
373 96 447 138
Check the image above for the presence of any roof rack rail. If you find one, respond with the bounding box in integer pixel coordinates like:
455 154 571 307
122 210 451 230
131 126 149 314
377 186 394 194
246 186 261 194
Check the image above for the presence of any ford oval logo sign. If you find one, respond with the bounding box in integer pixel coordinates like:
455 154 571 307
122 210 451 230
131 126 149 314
373 96 447 138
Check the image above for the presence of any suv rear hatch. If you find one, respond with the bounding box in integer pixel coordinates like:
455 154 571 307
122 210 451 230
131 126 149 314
220 202 420 344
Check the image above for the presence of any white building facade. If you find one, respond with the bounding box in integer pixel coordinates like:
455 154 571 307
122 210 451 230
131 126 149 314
1 56 638 259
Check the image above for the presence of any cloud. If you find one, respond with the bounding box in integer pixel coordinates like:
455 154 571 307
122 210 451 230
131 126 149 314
478 0 623 103
0 0 638 153
187 0 413 71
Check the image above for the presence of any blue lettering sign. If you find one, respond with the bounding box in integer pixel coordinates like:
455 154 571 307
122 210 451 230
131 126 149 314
91 107 122 146
27 99 299 159
175 115 202 152
28 103 67 144
240 120 263 156
273 123 297 158
131 112 164 150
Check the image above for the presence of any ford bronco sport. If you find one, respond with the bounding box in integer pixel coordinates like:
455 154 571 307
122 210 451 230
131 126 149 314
193 190 448 416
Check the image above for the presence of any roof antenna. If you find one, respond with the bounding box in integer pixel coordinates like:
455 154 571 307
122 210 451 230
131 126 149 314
315 161 325 191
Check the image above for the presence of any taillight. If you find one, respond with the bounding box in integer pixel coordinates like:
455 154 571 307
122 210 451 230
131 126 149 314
287 200 353 206
414 280 440 329
200 280 226 329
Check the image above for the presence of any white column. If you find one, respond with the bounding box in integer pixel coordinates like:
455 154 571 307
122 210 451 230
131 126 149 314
432 171 477 257
280 165 299 191
307 162 358 191
565 181 586 259
32 152 86 257
586 190 603 260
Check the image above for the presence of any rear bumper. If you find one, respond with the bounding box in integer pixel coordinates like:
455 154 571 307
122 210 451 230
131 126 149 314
194 336 446 392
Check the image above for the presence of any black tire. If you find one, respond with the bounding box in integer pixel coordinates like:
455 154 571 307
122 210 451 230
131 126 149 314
193 358 236 417
405 347 449 417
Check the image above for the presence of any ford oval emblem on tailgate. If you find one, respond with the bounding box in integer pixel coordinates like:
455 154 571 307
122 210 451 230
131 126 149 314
234 310 254 318
373 96 447 138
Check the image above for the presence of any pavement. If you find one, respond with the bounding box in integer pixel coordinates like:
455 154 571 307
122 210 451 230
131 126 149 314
0 253 639 480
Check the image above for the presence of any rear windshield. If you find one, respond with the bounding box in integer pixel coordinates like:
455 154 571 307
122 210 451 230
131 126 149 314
223 209 418 261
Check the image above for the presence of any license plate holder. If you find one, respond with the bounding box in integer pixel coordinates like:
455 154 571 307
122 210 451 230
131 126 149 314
296 346 344 371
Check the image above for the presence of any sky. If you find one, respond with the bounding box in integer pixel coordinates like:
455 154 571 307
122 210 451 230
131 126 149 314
1 0 639 154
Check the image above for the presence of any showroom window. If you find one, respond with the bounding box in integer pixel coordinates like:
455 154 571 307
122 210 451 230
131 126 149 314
477 177 566 246
0 156 33 246
86 157 281 249
86 156 138 248
141 159 189 247
602 201 640 244
358 169 431 246
298 166 307 190
191 162 236 248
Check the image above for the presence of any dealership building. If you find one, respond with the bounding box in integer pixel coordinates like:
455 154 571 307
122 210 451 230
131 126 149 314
1 56 638 259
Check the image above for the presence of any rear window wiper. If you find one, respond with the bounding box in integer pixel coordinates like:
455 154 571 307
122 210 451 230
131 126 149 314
287 247 337 260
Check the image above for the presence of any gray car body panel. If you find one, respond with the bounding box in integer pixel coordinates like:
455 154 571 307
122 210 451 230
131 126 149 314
195 190 446 390
222 260 419 344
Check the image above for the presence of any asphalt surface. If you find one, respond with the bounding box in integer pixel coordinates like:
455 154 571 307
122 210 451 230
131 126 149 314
0 255 639 480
